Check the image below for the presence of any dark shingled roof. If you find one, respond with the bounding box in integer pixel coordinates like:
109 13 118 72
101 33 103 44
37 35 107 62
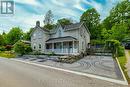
63 23 81 31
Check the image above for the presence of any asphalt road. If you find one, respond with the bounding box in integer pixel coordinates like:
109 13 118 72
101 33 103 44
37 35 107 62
0 58 127 87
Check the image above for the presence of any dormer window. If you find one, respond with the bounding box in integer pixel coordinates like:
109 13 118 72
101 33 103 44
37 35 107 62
33 33 36 38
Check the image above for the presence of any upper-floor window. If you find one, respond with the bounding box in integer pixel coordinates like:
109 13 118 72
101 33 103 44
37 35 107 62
39 44 41 49
38 32 42 38
59 29 61 37
33 33 36 38
33 43 36 49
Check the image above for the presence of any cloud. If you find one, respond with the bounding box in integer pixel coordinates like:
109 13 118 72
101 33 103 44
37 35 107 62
0 0 122 34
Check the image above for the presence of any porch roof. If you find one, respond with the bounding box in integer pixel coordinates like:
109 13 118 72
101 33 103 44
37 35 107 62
46 36 77 43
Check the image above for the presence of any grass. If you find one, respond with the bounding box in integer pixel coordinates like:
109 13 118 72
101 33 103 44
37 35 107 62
0 51 16 58
128 50 130 55
118 55 130 83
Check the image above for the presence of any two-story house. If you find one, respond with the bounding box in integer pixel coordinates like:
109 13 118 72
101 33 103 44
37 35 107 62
30 21 90 55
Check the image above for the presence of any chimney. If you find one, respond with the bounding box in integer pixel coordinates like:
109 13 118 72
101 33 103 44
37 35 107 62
36 21 40 27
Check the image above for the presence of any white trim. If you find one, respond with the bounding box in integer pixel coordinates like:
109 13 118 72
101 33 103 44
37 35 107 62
11 59 128 85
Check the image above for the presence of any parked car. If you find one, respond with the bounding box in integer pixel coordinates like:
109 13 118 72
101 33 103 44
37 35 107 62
125 42 130 49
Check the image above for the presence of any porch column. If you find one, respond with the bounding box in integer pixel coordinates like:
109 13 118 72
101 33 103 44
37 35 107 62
72 41 74 53
52 43 54 52
62 42 63 53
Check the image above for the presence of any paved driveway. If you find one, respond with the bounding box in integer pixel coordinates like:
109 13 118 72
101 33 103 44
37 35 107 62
18 55 124 81
0 58 127 87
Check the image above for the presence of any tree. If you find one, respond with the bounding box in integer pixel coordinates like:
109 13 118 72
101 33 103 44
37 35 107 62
6 27 23 45
109 22 129 41
23 28 33 40
57 18 73 26
0 34 5 46
14 40 32 55
43 24 55 30
101 28 112 40
80 8 101 39
43 10 54 25
103 0 130 30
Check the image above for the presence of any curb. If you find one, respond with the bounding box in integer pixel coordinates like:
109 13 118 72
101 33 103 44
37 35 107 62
11 59 128 85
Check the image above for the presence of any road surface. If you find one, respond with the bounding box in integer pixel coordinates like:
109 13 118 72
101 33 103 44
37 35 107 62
0 58 127 87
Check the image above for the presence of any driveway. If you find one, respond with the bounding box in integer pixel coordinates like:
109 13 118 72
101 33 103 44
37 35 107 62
18 55 124 81
0 58 127 87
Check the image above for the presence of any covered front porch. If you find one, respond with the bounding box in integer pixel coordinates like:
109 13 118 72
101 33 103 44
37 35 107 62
45 36 79 55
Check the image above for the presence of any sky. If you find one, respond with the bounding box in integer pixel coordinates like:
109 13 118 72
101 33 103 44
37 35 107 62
0 0 122 34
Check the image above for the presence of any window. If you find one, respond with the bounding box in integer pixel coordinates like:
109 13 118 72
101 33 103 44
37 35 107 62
59 30 61 37
33 44 36 49
34 46 36 49
46 43 52 49
39 44 41 49
38 32 42 38
33 33 36 37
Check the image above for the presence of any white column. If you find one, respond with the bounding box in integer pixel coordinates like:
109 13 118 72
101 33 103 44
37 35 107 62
72 41 74 53
62 42 63 53
52 43 54 52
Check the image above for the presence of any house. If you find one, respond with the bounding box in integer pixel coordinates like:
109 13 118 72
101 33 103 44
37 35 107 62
30 21 90 55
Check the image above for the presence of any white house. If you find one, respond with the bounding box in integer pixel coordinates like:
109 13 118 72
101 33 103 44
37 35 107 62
30 21 90 55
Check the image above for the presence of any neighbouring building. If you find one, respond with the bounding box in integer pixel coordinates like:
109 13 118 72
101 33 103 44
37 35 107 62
30 21 90 55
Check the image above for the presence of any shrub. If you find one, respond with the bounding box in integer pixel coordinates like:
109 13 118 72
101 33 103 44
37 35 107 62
105 40 124 57
47 52 55 56
24 45 32 54
117 46 125 57
91 40 105 45
14 41 25 55
0 46 6 51
14 41 32 55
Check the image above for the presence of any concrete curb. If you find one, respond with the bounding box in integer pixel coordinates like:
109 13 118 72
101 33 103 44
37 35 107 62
11 59 128 85
115 57 128 85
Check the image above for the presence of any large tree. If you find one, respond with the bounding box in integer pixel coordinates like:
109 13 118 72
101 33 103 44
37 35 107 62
103 0 130 30
6 27 23 45
80 8 101 39
110 22 129 41
43 10 54 25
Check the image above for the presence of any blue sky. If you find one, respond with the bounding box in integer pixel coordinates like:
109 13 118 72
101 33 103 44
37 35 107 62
0 0 122 33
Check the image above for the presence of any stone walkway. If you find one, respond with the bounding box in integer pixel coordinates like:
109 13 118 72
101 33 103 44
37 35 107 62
18 55 124 81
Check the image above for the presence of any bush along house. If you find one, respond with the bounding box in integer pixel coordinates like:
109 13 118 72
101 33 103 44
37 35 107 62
30 21 90 55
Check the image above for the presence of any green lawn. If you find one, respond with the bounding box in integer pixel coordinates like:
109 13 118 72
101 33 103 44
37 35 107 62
118 56 130 83
0 51 16 58
128 50 130 55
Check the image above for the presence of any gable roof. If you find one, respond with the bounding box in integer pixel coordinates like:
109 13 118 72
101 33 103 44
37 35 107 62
30 21 91 36
63 23 81 31
30 26 49 36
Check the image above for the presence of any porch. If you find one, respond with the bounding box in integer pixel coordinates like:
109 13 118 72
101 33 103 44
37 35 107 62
45 36 79 55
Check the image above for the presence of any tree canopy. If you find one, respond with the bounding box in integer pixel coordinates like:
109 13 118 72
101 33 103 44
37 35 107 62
57 18 73 26
6 27 23 45
80 8 101 39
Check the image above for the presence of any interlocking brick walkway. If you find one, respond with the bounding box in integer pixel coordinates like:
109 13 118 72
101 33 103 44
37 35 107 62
19 55 124 81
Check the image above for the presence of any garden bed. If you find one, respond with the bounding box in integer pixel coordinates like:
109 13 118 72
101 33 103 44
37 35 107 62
57 54 84 64
0 51 16 58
